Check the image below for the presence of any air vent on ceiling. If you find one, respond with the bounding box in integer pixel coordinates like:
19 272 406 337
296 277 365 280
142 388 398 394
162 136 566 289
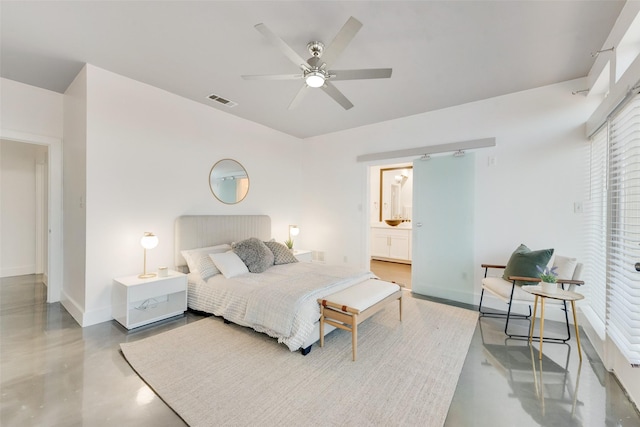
207 93 238 108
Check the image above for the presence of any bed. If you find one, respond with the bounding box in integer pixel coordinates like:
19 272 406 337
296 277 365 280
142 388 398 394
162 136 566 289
174 215 376 353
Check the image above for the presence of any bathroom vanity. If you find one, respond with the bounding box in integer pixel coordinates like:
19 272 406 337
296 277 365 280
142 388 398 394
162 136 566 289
370 224 412 264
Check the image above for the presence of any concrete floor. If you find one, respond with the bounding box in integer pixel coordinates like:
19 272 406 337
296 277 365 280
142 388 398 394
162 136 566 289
1 274 639 426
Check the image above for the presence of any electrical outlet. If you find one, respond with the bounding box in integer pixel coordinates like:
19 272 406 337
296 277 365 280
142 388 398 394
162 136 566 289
574 202 583 213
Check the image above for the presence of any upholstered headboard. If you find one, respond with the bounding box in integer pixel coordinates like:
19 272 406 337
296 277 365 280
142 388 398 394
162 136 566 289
174 215 271 270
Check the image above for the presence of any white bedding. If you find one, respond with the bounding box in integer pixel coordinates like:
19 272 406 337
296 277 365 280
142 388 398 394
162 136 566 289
187 262 375 351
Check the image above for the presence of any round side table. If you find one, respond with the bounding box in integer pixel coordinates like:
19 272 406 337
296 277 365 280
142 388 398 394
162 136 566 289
522 285 585 361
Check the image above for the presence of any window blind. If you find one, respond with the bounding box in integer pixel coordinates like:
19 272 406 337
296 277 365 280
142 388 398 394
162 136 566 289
584 125 608 336
608 93 640 367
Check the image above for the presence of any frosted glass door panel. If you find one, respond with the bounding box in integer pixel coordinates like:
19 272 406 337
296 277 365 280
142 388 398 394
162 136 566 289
411 154 475 304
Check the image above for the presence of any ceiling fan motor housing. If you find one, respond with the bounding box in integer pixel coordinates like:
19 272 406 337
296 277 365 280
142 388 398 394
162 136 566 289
307 41 324 57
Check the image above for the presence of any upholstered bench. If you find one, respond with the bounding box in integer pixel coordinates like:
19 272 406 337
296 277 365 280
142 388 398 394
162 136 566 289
318 279 403 361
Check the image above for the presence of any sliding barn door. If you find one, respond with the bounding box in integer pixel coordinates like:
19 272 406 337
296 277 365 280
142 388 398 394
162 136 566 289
411 154 475 304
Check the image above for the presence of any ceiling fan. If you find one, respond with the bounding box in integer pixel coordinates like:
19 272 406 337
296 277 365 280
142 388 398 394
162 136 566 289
241 16 392 110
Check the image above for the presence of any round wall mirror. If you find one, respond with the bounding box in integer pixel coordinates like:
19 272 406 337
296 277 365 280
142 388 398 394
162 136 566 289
209 159 249 204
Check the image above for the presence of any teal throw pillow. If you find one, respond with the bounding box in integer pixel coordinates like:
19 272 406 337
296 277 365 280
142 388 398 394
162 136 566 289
502 244 554 285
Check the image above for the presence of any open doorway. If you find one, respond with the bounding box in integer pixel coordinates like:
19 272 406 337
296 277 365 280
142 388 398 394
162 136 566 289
1 140 48 281
0 130 62 303
368 162 413 289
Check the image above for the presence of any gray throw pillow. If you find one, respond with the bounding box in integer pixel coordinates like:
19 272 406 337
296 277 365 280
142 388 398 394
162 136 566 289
197 255 221 281
231 238 274 273
264 241 299 265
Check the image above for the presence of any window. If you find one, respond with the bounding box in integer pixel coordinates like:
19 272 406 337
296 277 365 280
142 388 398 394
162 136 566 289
583 125 608 338
607 94 640 366
587 93 640 366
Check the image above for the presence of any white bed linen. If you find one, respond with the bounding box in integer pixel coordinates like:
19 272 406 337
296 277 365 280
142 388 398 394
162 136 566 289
187 262 374 351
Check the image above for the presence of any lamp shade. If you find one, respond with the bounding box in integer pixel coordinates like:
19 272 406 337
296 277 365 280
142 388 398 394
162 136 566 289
289 225 300 237
140 232 159 249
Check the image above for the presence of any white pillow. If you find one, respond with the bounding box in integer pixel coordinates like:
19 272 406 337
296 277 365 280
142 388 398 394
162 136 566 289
553 255 578 280
181 244 231 273
209 251 249 278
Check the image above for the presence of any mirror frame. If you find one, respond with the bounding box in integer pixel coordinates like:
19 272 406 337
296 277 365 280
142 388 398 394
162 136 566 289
379 166 413 222
208 158 250 204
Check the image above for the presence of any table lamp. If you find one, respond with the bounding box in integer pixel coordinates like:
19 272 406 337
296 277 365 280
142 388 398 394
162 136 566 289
287 225 300 249
139 232 159 278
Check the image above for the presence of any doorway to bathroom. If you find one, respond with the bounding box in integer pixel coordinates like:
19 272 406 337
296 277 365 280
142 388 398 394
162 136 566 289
369 162 413 289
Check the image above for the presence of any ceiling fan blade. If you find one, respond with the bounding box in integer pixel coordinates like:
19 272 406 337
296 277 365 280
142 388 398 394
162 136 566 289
254 23 309 71
321 16 363 69
331 68 393 81
288 85 310 109
321 81 354 110
242 74 302 81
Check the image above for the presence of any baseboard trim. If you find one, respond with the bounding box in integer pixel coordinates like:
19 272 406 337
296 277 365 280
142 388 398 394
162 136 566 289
0 265 36 278
82 305 113 327
60 291 113 327
60 291 84 326
412 286 474 306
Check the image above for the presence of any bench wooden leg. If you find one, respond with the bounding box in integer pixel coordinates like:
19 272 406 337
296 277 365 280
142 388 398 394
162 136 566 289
399 296 403 321
352 314 358 361
319 305 325 348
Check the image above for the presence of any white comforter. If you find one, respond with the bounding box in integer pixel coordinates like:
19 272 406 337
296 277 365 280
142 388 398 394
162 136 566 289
187 262 374 351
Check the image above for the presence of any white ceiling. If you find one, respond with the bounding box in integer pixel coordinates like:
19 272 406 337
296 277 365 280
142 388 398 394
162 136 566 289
0 1 625 139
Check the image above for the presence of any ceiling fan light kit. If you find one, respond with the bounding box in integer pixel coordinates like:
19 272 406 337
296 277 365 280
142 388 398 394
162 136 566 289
241 16 392 110
305 71 325 88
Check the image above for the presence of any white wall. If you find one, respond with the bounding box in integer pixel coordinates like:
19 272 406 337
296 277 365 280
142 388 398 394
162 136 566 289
0 78 64 301
302 78 599 309
0 78 64 138
0 71 601 322
0 140 47 277
62 66 88 320
75 65 303 325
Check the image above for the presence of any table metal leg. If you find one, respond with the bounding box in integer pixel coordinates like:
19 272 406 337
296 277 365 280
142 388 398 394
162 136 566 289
571 300 582 362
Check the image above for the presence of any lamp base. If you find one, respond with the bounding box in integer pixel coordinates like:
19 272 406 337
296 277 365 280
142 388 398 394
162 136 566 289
138 273 157 279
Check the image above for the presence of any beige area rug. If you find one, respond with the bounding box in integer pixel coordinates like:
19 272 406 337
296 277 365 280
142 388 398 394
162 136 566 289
120 295 478 427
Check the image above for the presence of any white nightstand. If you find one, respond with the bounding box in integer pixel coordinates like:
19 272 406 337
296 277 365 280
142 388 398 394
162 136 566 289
112 270 187 329
293 249 312 262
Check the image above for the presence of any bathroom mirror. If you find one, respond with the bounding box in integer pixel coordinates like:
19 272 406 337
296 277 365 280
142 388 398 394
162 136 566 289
209 159 249 204
379 166 413 222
